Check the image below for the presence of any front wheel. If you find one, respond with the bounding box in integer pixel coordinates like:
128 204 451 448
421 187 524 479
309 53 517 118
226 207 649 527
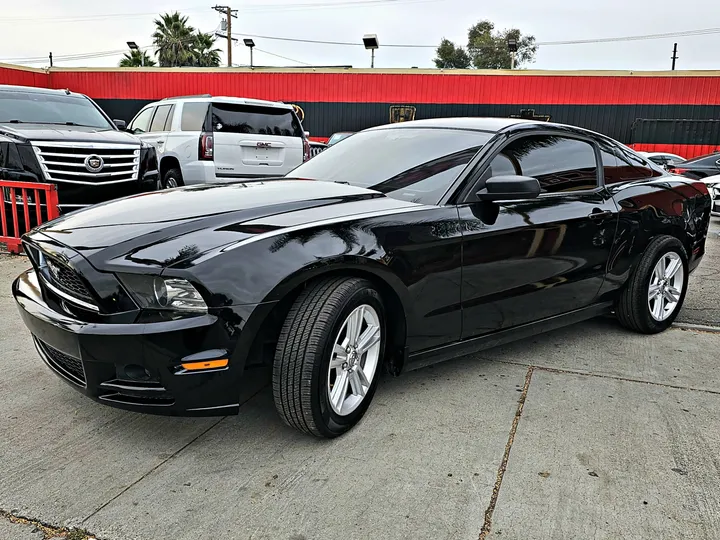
162 167 184 189
272 277 385 438
616 236 689 334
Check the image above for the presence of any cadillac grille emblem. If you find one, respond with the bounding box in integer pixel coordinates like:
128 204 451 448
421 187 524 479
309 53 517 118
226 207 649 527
84 154 104 173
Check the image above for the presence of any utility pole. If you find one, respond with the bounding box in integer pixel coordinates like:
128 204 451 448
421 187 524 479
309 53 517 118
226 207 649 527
213 5 238 67
671 43 678 70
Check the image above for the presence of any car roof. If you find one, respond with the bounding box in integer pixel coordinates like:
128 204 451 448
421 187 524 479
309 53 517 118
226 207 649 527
0 84 86 97
369 117 545 133
157 95 293 110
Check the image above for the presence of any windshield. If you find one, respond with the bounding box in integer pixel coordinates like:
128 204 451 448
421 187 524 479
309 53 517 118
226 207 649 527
287 127 491 205
0 91 113 129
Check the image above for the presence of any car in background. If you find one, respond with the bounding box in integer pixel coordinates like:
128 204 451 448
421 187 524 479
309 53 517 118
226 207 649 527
309 140 327 158
0 84 158 232
327 131 354 147
127 95 309 189
638 151 685 168
667 151 720 179
697 174 720 216
13 117 711 438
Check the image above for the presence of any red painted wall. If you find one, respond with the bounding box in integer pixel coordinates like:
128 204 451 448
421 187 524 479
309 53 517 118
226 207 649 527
0 65 48 88
41 69 720 106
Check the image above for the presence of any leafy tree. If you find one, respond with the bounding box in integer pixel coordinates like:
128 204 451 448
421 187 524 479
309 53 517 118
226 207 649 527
193 31 222 67
434 20 537 70
434 38 471 69
153 12 197 67
118 48 156 67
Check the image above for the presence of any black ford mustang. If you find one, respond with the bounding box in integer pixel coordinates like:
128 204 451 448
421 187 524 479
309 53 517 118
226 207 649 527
13 118 712 438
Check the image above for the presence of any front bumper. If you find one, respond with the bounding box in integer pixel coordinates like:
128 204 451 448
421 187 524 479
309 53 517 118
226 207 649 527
12 268 266 416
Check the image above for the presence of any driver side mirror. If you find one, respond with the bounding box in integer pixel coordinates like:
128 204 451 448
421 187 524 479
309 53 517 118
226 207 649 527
476 175 541 202
113 119 127 131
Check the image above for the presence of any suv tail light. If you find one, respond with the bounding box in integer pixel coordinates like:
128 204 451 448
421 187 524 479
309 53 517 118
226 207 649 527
199 133 214 160
303 137 311 162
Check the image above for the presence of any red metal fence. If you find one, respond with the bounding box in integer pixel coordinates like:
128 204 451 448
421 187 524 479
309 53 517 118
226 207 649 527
0 181 60 254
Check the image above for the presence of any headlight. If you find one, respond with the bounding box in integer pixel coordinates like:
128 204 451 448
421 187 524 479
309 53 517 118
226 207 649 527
118 274 207 313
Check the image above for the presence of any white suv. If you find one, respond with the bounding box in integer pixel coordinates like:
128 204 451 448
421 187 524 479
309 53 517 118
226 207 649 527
127 95 310 188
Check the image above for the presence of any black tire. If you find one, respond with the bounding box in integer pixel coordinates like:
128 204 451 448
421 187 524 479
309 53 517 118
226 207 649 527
162 167 184 189
272 277 385 438
616 235 689 334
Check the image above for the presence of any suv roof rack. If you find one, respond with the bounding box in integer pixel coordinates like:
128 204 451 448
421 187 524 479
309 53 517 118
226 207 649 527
162 94 212 100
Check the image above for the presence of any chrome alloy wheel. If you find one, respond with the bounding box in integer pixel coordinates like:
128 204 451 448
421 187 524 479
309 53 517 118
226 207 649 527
165 176 179 189
327 304 381 416
648 252 684 322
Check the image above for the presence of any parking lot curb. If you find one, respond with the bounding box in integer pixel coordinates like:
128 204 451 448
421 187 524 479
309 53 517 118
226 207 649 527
673 322 720 334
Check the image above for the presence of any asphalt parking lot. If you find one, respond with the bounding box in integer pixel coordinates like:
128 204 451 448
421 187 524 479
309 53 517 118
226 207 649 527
1 219 719 540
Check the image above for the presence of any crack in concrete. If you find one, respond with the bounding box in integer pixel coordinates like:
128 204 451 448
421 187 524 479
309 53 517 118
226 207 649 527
0 509 96 539
494 360 720 396
81 383 269 524
478 366 534 540
80 415 228 525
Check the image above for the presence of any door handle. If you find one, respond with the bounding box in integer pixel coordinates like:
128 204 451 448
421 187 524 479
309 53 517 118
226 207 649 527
588 209 613 220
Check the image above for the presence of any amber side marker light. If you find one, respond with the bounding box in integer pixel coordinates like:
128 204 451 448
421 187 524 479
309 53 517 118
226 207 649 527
181 359 229 371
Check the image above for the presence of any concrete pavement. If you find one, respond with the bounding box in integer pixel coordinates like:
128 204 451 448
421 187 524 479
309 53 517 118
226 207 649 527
1 218 718 540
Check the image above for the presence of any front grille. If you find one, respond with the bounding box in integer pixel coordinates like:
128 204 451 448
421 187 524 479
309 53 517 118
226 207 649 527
35 338 86 386
33 142 140 184
45 257 93 302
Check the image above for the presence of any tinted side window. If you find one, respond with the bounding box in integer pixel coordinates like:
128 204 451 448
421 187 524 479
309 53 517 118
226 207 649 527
211 104 302 137
149 105 172 132
164 105 175 131
181 102 209 131
130 107 154 134
487 135 599 193
7 143 22 169
614 147 662 181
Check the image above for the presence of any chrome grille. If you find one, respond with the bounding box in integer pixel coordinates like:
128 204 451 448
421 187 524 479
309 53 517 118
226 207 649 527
35 338 86 386
33 142 140 184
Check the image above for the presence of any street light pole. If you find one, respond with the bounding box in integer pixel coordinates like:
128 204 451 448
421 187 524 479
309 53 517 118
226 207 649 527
127 41 142 67
363 34 379 68
244 38 255 68
507 37 518 70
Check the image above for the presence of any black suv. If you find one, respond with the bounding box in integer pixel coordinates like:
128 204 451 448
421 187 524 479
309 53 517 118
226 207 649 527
0 85 159 223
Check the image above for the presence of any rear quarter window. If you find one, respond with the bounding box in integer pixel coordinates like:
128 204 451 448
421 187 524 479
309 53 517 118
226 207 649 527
211 103 302 137
181 102 210 131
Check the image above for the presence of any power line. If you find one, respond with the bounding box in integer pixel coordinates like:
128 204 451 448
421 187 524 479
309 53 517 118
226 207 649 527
4 24 720 65
253 48 312 66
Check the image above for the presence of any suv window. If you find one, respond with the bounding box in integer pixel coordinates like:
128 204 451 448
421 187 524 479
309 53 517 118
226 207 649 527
180 102 209 131
130 107 154 134
211 103 303 137
484 135 599 194
149 105 173 132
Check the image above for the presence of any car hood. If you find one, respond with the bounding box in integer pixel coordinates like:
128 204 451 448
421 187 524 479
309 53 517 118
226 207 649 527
0 123 139 144
31 180 419 271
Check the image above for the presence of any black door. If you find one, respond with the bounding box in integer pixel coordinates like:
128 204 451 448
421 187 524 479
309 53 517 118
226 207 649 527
457 133 619 339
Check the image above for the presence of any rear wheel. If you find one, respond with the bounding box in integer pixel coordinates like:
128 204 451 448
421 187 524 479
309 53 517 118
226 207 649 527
162 167 184 189
272 277 385 438
616 236 688 334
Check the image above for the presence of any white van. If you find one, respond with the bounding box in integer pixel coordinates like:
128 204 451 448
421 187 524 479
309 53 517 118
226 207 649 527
127 95 310 188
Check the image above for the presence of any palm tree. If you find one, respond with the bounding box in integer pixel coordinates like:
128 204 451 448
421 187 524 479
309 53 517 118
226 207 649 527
118 49 156 68
152 12 196 67
193 32 222 67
